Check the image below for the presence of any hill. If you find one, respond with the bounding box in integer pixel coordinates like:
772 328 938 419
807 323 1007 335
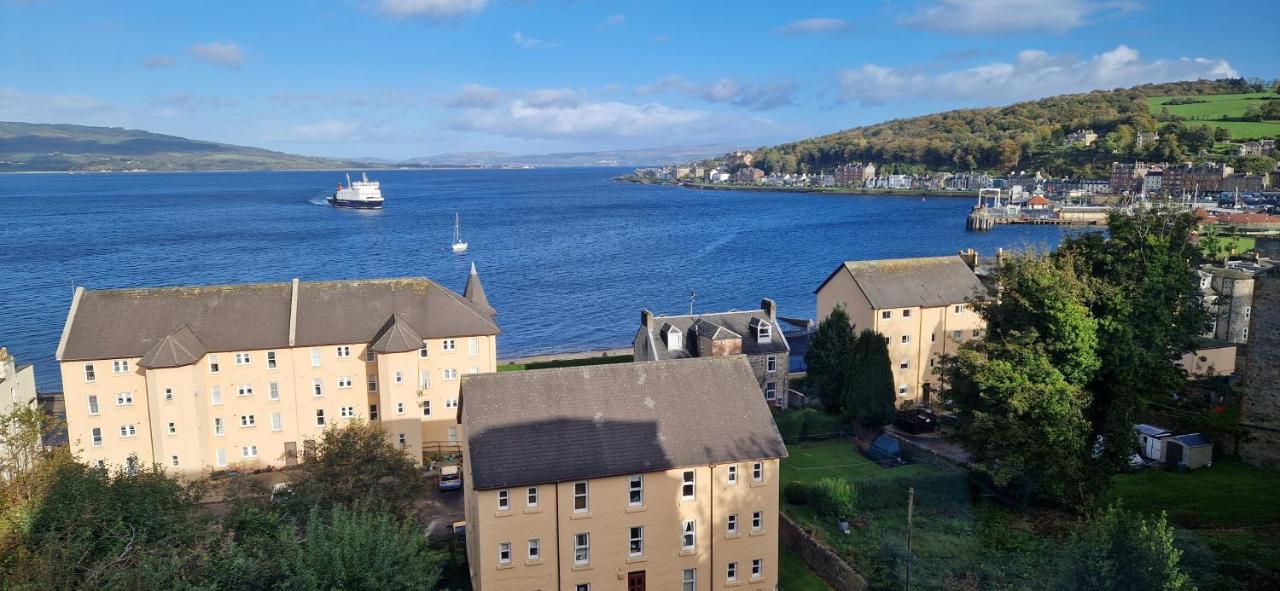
406 144 740 167
743 79 1279 179
1146 93 1280 139
0 122 372 172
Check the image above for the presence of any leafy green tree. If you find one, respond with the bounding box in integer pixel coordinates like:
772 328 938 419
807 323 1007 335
283 421 424 518
276 505 444 591
805 306 858 414
1059 504 1195 591
844 328 897 428
1212 127 1231 142
1238 154 1277 175
1200 225 1223 263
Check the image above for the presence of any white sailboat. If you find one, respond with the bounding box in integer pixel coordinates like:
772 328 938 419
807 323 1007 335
451 212 468 253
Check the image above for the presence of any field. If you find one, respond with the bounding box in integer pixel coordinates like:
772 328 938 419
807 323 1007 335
1146 93 1280 139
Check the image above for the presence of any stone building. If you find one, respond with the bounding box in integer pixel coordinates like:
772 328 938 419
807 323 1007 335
834 162 876 187
0 347 38 417
1241 270 1280 470
1198 260 1273 344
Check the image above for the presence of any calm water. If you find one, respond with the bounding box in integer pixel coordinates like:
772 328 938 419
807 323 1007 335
1 168 1070 390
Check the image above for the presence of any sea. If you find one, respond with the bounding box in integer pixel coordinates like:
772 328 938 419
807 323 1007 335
0 168 1075 391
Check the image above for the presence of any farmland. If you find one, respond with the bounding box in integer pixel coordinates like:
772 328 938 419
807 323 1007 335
1147 93 1280 139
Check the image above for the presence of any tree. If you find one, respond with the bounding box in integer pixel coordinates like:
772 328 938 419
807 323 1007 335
1238 154 1277 175
805 306 858 414
283 421 424 517
1059 504 1195 591
996 139 1021 170
844 328 897 428
1200 225 1223 263
1212 127 1231 142
0 405 62 494
275 505 444 591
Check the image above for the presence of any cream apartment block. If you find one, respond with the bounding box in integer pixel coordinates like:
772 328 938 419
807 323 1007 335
56 267 498 476
460 356 787 591
816 255 987 407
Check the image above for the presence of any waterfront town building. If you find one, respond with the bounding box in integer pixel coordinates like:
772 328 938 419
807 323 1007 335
834 162 876 187
634 299 791 407
1110 161 1160 195
731 167 765 184
1198 259 1274 344
1064 129 1098 146
459 356 787 591
0 347 37 417
816 255 987 407
1164 162 1234 197
56 269 498 476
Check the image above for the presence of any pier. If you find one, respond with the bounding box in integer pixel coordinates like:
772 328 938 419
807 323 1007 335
966 188 1110 231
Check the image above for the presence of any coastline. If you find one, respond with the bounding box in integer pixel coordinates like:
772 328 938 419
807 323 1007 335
613 175 979 199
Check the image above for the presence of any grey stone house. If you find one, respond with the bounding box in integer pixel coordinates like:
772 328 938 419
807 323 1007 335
1199 259 1274 344
633 299 791 407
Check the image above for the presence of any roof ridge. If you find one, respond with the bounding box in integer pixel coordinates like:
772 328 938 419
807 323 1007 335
471 355 744 379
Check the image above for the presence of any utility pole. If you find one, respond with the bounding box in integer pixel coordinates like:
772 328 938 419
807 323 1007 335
905 487 915 591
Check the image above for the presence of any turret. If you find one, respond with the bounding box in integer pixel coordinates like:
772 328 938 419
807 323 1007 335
464 262 495 318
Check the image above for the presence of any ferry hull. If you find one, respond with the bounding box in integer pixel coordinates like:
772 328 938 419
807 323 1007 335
328 197 383 209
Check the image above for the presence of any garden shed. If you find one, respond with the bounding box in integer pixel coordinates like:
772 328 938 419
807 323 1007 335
1135 423 1174 462
866 434 904 467
1165 433 1214 470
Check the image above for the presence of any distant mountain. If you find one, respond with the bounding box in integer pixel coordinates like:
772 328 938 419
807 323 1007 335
405 144 741 167
0 122 372 172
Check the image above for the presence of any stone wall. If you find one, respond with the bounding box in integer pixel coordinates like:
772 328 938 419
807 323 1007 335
779 512 868 591
1241 271 1280 469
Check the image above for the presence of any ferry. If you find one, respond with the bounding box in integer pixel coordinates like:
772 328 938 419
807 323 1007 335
328 172 383 209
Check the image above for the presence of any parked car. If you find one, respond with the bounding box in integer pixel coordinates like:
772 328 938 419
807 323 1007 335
438 465 462 491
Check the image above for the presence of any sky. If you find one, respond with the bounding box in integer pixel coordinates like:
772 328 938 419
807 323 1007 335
2 0 1276 160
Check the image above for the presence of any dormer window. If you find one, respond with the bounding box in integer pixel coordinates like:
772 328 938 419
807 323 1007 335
756 320 771 344
666 326 683 351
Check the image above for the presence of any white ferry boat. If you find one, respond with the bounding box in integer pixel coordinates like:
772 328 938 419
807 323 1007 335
328 172 383 209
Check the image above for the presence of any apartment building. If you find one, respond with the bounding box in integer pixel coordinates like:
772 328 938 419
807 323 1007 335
634 299 790 407
56 268 498 476
460 357 787 591
816 255 987 406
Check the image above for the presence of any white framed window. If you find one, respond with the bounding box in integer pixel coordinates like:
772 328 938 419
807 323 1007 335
498 541 511 564
468 337 478 356
468 367 479 374
367 376 378 392
447 426 458 443
114 391 133 406
266 351 277 369
171 455 179 467
119 424 136 438
87 394 100 415
497 489 510 511
418 345 428 359
312 379 323 397
681 470 695 499
112 359 129 374
310 348 321 367
528 538 540 560
1245 306 1252 318
442 339 456 351
727 562 738 583
83 363 96 382
90 427 103 446
315 409 325 426
419 370 431 389
167 422 176 435
234 352 250 366
445 398 458 409
753 461 764 482
629 526 644 557
207 355 219 373
369 404 379 420
163 388 174 402
953 330 963 340
899 384 909 396
527 486 538 507
683 568 696 591
752 511 763 531
682 520 696 550
394 371 404 384
340 406 355 418
337 376 352 389
728 464 738 484
215 448 227 467
751 559 762 579
396 402 405 415
881 310 891 320
1244 328 1249 340
214 417 224 436
576 585 590 591
336 345 351 358
210 385 222 405
901 334 911 344
766 355 777 373
271 412 283 431
573 533 590 565
268 382 280 400
240 414 256 427
900 360 909 369
443 368 458 381
242 445 258 458
238 384 253 397
629 475 643 506
903 309 912 318
728 513 738 534
421 400 431 416
954 304 963 314
765 382 777 401
756 320 771 343
573 481 588 512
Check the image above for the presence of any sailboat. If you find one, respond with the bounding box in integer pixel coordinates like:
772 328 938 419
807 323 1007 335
451 212 468 253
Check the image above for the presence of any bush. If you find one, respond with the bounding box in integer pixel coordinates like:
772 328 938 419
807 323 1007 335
811 477 857 520
784 481 811 505
774 408 847 442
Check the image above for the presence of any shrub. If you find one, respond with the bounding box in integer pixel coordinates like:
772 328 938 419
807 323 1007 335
783 481 811 505
810 477 857 520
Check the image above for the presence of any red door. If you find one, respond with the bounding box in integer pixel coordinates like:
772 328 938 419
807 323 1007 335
627 570 645 591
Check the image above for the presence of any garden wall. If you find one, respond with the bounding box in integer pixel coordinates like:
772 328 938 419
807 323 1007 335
780 512 868 591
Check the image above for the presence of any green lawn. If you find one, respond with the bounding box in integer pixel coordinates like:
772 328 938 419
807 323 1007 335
779 544 832 591
1146 93 1280 139
781 439 934 488
1199 236 1255 258
496 354 633 372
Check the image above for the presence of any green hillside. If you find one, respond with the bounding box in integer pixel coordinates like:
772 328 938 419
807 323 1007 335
0 122 372 172
1146 93 1280 139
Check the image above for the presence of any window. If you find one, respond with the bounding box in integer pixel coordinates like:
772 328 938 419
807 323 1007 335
396 402 405 415
727 562 738 583
208 355 219 373
881 310 891 320
898 385 909 396
443 368 458 381
268 382 280 400
315 409 325 426
419 370 431 389
682 520 696 550
310 348 321 367
629 475 643 506
112 359 129 374
235 352 250 366
394 371 404 384
629 526 644 557
756 320 772 343
242 445 258 458
367 376 378 392
340 406 355 418
215 448 226 467
973 329 981 337
312 379 323 397
271 412 282 431
497 489 510 511
110 391 132 406
528 538 540 560
240 414 256 427
366 348 376 362
398 433 406 446
728 513 738 534
573 533 590 565
214 417 224 436
576 585 590 591
238 384 253 397
119 424 136 437
728 464 738 484
900 360 909 369
954 304 963 314
952 330 962 340
167 422 176 435
421 400 431 416
752 511 763 531
682 470 695 499
1245 306 1252 318
469 337 478 356
573 481 588 512
931 332 937 342
469 367 479 374
337 376 352 389
766 355 777 373
211 386 222 405
901 334 911 344
765 382 777 401
369 404 379 420
83 363 96 382
448 426 458 443
90 427 102 447
902 309 912 318
683 568 696 591
418 345 428 358
171 455 179 467
752 462 763 481
442 339 456 351
527 486 539 507
266 351 277 369
445 398 458 409
1244 328 1249 340
336 345 351 358
87 394 99 415
751 559 762 579
163 388 174 402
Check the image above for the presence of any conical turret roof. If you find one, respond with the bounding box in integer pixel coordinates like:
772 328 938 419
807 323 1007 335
464 262 495 317
369 314 425 354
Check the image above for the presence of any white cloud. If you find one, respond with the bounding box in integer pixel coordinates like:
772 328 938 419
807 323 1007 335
0 88 117 124
635 75 797 111
897 0 1140 35
142 55 175 69
440 83 504 108
512 31 553 49
190 41 244 68
378 0 485 19
604 14 625 26
837 45 1236 105
776 18 851 35
151 93 237 115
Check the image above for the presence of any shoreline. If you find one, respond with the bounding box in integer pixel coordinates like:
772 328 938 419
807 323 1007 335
613 176 980 199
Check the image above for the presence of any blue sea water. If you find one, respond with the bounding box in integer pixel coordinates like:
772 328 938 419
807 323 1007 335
0 168 1072 390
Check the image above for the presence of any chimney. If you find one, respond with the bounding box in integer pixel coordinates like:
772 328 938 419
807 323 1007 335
760 298 777 322
641 309 654 330
958 248 977 269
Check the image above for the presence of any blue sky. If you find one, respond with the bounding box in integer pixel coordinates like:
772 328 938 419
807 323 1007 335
2 0 1276 159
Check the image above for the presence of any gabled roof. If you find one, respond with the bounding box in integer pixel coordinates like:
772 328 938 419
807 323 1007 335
460 356 788 490
816 255 987 309
369 314 425 354
138 325 209 369
638 308 788 361
690 319 740 341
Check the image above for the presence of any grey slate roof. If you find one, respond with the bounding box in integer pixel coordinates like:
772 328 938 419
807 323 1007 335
641 311 788 361
460 356 788 490
138 325 209 369
464 262 495 317
60 276 498 362
819 255 987 309
369 314 426 354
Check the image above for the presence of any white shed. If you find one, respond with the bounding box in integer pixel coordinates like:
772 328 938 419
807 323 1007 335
1135 423 1173 462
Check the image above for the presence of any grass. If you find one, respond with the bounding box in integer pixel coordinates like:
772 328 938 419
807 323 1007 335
779 544 833 591
496 354 633 372
1146 93 1280 140
781 438 934 488
1199 235 1256 258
